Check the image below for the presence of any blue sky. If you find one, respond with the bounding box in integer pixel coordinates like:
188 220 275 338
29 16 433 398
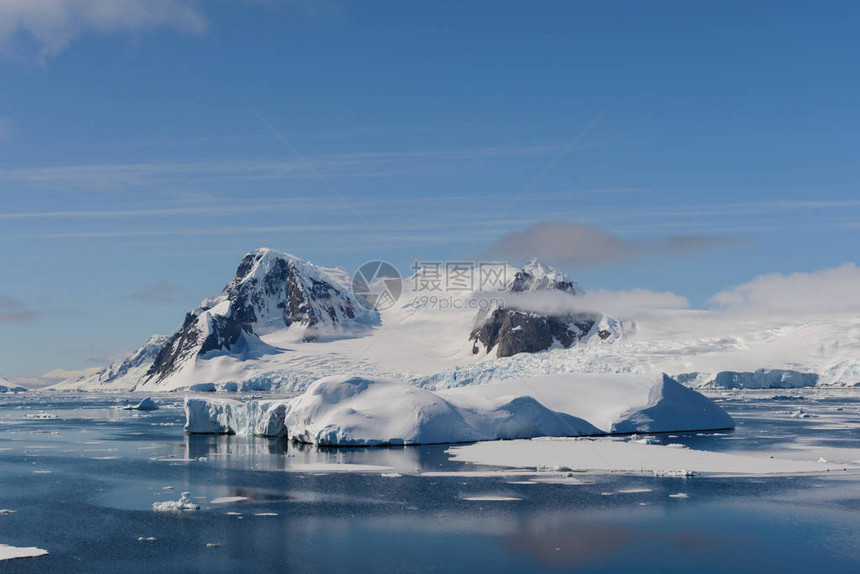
1 0 859 378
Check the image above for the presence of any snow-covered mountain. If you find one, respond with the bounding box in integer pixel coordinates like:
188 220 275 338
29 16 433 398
0 375 27 393
145 248 375 385
53 335 169 391
48 248 860 393
469 259 616 357
53 248 376 391
508 258 582 294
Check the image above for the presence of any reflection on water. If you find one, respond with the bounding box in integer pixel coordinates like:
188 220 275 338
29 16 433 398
1 392 860 573
184 433 464 474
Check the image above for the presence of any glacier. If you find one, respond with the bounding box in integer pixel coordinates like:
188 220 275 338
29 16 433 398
184 373 734 445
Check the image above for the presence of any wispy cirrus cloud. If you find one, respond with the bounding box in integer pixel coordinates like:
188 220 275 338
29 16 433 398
0 296 41 323
0 145 563 191
0 0 207 60
482 220 742 269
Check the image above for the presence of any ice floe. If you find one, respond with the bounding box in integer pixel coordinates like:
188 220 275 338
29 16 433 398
0 544 48 562
446 437 856 476
152 492 200 512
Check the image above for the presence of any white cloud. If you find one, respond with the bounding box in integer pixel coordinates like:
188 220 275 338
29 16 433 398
491 287 689 319
0 0 207 59
709 263 860 316
483 220 740 269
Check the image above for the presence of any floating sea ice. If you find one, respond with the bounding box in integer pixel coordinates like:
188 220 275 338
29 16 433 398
152 492 200 512
653 469 696 478
0 544 49 562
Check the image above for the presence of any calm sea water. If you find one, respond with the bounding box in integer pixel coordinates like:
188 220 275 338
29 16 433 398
1 391 859 573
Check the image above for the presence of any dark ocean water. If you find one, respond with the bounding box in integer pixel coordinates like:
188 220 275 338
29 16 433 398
1 392 859 573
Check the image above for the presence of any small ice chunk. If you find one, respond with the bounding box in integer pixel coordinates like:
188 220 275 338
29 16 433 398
152 492 200 512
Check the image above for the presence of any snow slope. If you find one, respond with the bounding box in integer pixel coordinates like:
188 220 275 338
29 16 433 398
185 373 733 445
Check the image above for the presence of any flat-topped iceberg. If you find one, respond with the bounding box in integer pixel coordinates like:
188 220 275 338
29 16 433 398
185 373 733 445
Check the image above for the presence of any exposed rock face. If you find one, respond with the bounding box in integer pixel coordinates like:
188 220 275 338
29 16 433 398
146 249 373 384
470 309 600 358
470 260 616 358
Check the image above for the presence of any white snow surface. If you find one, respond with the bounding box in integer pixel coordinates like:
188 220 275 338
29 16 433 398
0 544 48 562
184 373 733 445
446 437 853 476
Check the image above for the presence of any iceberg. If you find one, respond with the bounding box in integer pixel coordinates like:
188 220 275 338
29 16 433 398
611 375 735 433
675 369 819 389
185 373 734 446
152 492 200 512
123 397 158 411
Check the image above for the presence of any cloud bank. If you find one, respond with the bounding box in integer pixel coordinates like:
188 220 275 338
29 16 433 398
709 263 860 315
0 0 207 59
483 220 739 269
